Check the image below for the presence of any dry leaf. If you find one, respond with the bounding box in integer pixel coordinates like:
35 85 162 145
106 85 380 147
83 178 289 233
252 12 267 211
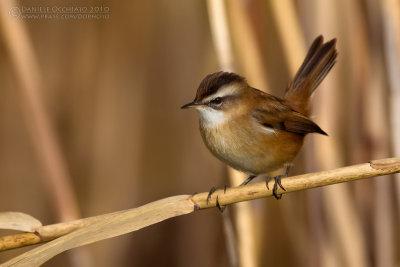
3 195 194 266
0 212 42 232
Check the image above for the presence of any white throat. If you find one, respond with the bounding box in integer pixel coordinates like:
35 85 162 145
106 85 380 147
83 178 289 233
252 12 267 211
196 107 227 128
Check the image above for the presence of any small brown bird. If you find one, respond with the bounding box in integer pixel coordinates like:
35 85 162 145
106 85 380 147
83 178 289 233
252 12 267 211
182 35 337 200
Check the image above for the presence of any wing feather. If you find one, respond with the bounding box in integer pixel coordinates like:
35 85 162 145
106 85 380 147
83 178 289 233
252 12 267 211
251 95 327 135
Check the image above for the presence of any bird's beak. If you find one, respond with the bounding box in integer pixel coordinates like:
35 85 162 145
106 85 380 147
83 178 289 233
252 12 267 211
181 101 199 109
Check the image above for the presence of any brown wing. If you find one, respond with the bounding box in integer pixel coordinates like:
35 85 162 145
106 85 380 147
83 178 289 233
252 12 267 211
251 95 327 136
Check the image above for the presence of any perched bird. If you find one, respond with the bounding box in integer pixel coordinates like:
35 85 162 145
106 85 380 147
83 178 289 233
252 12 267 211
181 35 337 201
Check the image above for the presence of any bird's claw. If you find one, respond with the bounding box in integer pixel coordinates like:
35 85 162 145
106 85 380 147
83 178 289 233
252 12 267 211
266 176 273 190
207 186 218 204
207 186 226 212
272 177 284 199
266 166 290 200
216 196 226 212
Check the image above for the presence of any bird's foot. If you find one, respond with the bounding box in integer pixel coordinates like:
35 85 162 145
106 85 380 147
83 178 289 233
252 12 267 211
266 166 291 199
207 186 227 212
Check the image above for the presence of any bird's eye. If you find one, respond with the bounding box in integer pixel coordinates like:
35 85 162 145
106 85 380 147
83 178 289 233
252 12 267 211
211 97 222 105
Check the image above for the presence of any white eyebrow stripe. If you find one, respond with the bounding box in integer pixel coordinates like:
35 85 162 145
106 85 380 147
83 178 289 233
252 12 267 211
202 84 241 103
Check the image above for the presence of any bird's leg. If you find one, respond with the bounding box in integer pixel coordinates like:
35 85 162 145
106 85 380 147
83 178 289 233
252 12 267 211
239 175 256 186
266 165 291 199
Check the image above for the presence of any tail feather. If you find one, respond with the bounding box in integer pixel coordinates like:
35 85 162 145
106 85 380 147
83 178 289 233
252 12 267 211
284 35 337 116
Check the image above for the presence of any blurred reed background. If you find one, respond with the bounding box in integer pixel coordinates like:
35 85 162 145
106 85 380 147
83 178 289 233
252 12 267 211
0 0 399 266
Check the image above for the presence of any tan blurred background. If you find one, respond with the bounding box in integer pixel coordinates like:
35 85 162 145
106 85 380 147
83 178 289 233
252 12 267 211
0 0 399 266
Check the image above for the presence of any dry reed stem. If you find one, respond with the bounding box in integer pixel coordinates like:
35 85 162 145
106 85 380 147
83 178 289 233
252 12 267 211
192 158 400 208
310 1 370 267
206 0 234 71
364 19 394 267
302 1 342 265
206 1 241 266
229 1 269 91
207 1 262 266
227 2 271 266
268 0 306 75
0 211 122 251
381 0 400 211
266 1 308 264
338 1 394 266
0 0 79 222
1 157 399 258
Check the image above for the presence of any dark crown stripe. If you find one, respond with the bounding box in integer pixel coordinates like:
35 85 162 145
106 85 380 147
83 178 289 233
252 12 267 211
195 71 245 101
